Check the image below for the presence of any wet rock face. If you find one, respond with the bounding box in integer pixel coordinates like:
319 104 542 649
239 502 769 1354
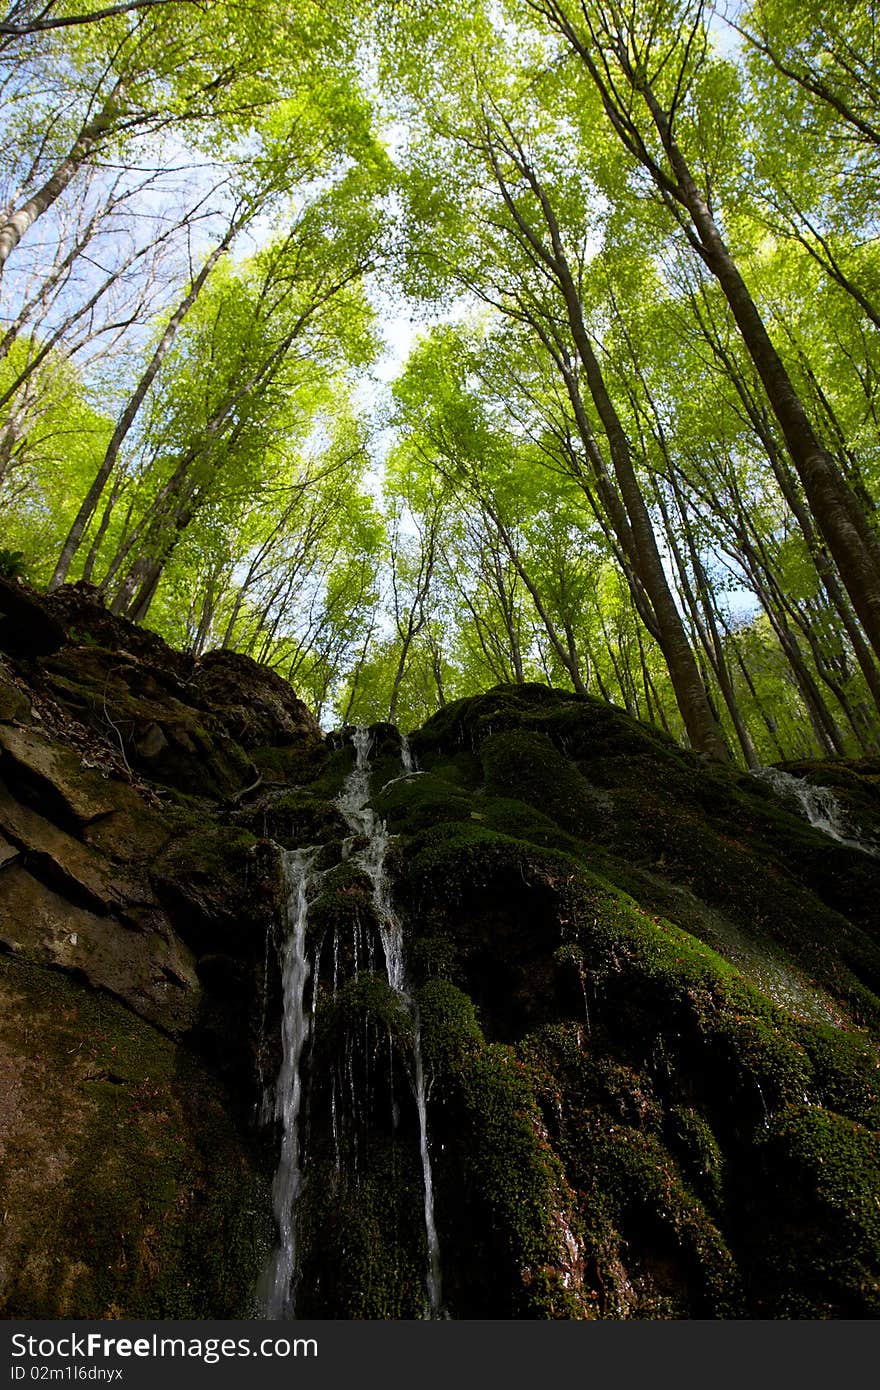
1 589 879 1320
0 585 309 1317
388 686 880 1317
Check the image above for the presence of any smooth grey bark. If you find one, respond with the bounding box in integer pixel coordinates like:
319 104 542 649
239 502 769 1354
0 91 121 272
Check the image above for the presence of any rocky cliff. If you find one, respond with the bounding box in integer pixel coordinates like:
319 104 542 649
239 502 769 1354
0 579 878 1319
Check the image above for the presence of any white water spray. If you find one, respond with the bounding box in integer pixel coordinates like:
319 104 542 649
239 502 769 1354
412 1018 443 1317
260 848 315 1318
400 733 416 774
335 726 444 1317
754 766 877 856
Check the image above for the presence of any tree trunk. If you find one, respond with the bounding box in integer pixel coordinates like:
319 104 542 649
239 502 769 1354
637 74 880 662
0 92 121 272
49 225 235 589
487 139 730 758
536 5 880 662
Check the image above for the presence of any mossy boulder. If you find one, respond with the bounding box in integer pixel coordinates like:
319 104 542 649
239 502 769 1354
151 826 281 957
3 610 880 1323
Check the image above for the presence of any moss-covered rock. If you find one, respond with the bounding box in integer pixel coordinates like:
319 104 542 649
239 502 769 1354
151 826 281 957
0 956 267 1318
3 613 879 1322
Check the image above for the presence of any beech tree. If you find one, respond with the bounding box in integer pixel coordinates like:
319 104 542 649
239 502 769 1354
3 0 880 753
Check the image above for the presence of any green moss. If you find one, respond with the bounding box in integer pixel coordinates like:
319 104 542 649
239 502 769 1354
0 957 265 1318
399 814 879 1145
151 824 279 955
794 1023 880 1125
243 789 345 850
480 729 606 840
410 749 484 790
250 738 328 786
412 981 585 1317
408 935 460 985
453 1042 584 1317
402 818 567 906
748 1105 880 1316
296 1144 426 1318
315 973 414 1057
416 978 483 1077
303 743 356 800
481 795 587 856
574 1117 740 1317
410 683 880 1032
666 1106 726 1213
376 772 473 835
307 861 375 946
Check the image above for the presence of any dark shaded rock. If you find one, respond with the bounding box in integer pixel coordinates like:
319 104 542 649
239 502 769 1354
0 581 321 1318
367 683 880 1318
0 664 31 723
0 783 151 916
192 649 322 750
0 724 119 827
151 826 281 957
42 645 257 799
0 956 268 1318
43 581 194 684
0 861 199 1037
0 577 66 659
3 597 879 1322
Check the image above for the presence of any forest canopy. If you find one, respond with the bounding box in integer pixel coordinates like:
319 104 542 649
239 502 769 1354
2 0 880 764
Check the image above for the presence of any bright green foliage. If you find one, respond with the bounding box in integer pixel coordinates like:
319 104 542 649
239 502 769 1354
2 0 880 755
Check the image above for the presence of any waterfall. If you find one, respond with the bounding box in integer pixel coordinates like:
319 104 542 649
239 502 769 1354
335 726 444 1318
754 766 877 856
380 733 424 794
259 848 315 1319
413 1017 443 1315
400 733 416 774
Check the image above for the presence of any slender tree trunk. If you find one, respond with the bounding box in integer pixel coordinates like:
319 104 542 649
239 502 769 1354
659 475 760 768
81 471 126 582
721 617 789 761
737 547 845 755
49 225 236 589
562 293 728 756
640 77 880 661
487 138 730 758
536 4 880 661
0 91 121 272
489 506 588 695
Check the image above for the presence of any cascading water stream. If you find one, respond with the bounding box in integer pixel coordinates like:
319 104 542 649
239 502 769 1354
412 1017 443 1316
400 733 416 774
335 727 444 1318
259 847 315 1319
754 766 877 856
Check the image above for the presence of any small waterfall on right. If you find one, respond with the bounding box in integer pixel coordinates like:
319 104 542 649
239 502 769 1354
335 726 444 1318
754 766 878 856
260 725 443 1320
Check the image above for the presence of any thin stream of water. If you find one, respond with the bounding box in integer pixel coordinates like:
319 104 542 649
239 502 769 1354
755 766 877 856
260 729 443 1319
335 727 444 1318
259 848 316 1319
